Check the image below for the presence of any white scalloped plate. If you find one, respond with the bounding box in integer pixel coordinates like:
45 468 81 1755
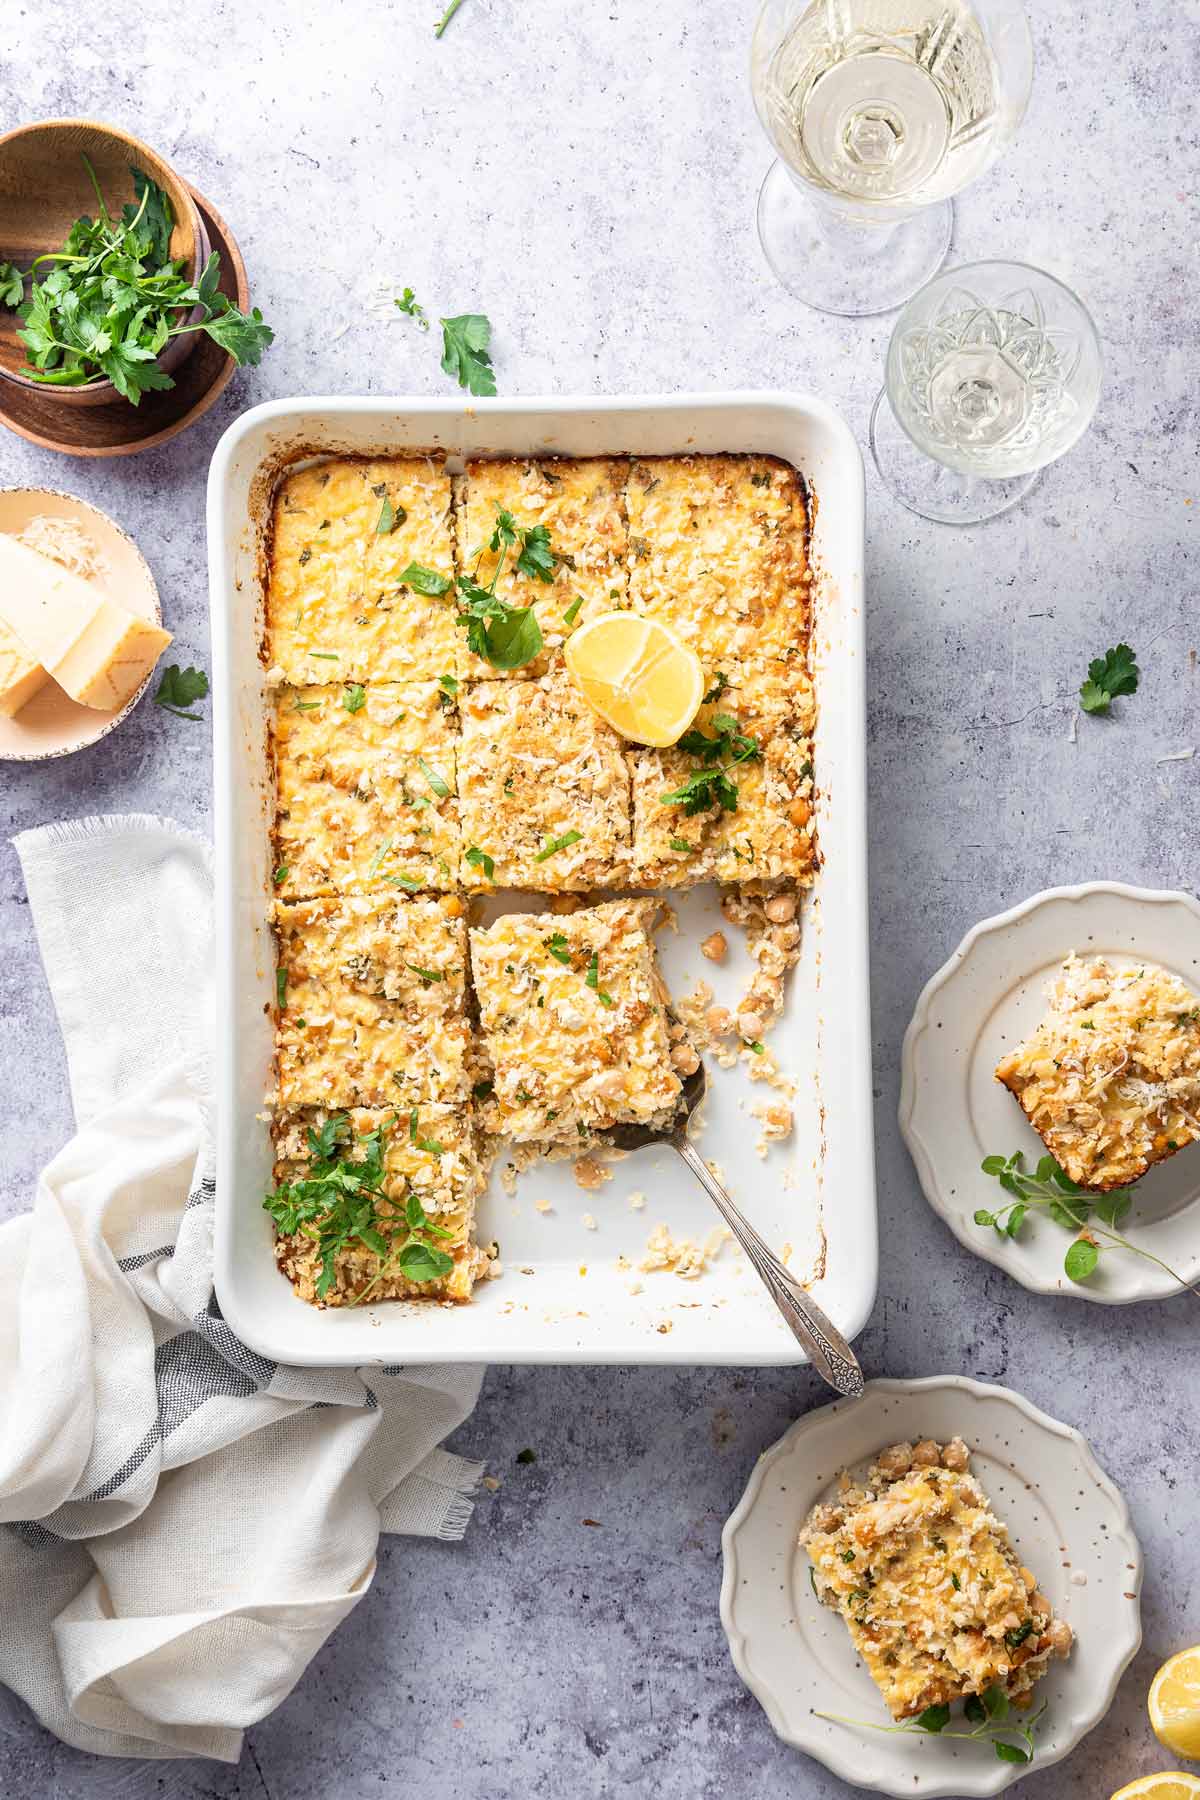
899 882 1200 1303
720 1377 1142 1797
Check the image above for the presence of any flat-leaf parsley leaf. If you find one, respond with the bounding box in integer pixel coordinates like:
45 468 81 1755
1079 643 1139 715
154 664 209 720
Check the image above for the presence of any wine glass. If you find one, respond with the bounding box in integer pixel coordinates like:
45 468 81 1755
750 0 1034 316
869 259 1103 523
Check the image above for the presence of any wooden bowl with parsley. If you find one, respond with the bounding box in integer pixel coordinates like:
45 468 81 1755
0 119 212 408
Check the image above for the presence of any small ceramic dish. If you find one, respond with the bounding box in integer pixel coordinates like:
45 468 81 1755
720 1376 1142 1797
0 487 162 761
0 185 246 459
899 883 1200 1304
0 118 206 405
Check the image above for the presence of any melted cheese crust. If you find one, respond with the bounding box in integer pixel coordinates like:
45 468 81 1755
630 656 816 886
272 1105 489 1305
996 954 1200 1190
457 673 632 890
273 681 459 898
470 900 681 1144
623 454 811 666
801 1438 1070 1721
267 457 461 683
456 458 628 679
274 893 471 1110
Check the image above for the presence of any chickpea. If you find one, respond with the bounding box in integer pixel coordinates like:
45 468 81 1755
700 931 728 963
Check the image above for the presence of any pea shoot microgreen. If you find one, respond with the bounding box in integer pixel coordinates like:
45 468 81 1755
978 1150 1200 1295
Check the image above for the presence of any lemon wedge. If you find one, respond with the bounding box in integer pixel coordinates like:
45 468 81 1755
563 612 704 747
1150 1648 1200 1761
1110 1777 1200 1799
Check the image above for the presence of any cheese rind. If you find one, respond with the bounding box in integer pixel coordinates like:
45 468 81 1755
0 532 170 712
0 615 49 718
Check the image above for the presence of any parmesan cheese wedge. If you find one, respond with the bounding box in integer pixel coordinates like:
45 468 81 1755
0 614 49 718
0 532 171 712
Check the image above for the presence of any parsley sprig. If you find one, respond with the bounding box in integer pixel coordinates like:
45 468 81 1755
440 312 495 395
263 1113 453 1302
0 157 272 404
1079 643 1139 715
400 502 562 671
816 1691 1045 1767
154 664 209 721
660 710 760 815
978 1150 1199 1295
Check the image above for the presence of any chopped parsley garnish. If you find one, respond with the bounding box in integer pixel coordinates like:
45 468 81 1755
275 967 287 1009
1004 1621 1034 1650
660 711 760 816
562 594 584 626
417 755 450 798
668 837 694 854
440 312 495 396
1079 642 1139 715
367 836 394 876
465 845 495 881
840 1549 856 1564
585 952 614 1007
534 829 583 862
394 286 429 328
343 684 366 714
273 865 289 885
293 697 320 711
385 871 426 890
375 496 403 534
439 673 459 697
702 672 728 705
409 1108 447 1156
262 1113 453 1301
309 651 340 660
545 932 573 965
398 562 454 596
155 664 209 721
406 962 444 985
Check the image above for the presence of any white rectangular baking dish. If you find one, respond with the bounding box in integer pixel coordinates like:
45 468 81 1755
208 392 874 1365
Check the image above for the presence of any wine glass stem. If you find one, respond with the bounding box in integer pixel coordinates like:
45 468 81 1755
808 185 900 259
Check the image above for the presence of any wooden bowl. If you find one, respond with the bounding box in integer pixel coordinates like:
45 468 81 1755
0 183 247 457
0 119 206 405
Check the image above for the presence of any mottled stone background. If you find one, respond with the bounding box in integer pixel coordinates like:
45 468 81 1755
0 0 1196 1794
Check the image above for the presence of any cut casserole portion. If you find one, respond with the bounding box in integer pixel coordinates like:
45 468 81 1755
270 1105 491 1307
629 656 816 886
623 454 811 667
470 899 684 1145
800 1437 1072 1722
274 893 471 1109
455 457 628 679
995 954 1200 1191
272 680 459 899
456 672 632 889
266 457 461 685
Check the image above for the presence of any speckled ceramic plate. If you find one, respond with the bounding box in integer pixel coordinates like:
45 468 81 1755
899 883 1200 1304
0 487 162 761
719 1376 1142 1797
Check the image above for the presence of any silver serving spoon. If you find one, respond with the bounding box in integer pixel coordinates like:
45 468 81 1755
604 1064 865 1398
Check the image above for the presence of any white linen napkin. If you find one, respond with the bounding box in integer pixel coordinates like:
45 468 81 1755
0 815 485 1764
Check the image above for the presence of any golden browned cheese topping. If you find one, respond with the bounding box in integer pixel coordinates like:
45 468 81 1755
457 672 632 890
273 680 459 898
267 457 461 684
623 454 810 666
996 954 1200 1190
470 899 682 1145
274 893 471 1110
629 656 816 887
800 1438 1072 1721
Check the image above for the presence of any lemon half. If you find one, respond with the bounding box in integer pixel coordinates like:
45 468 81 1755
1110 1777 1200 1800
1150 1647 1200 1761
563 612 704 747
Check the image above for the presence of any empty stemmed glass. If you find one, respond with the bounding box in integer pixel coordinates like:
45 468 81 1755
869 260 1103 523
750 0 1034 316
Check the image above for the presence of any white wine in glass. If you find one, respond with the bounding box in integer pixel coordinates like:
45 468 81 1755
870 260 1103 523
751 0 1033 315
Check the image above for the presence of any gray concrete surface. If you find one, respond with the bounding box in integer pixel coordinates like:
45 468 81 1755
0 0 1196 1794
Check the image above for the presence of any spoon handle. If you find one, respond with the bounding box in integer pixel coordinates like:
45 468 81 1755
672 1138 864 1398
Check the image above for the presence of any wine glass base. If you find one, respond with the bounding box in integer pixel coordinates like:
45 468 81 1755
756 161 952 317
869 390 1040 523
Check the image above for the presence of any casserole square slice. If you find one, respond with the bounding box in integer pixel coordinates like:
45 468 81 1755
266 456 460 685
800 1436 1072 1722
470 899 685 1146
995 954 1200 1191
269 1104 491 1307
622 454 811 668
456 672 633 890
272 680 459 899
273 893 472 1110
629 656 816 887
454 457 628 681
